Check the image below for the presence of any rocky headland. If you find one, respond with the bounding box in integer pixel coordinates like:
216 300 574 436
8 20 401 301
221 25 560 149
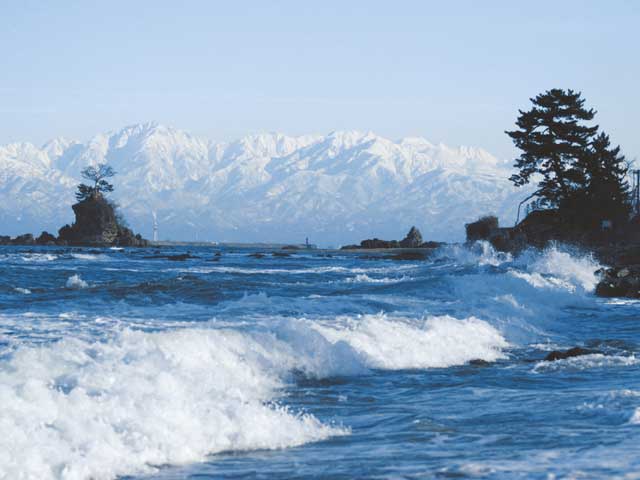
464 211 640 299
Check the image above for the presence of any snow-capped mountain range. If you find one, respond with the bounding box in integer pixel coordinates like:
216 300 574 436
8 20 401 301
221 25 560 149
0 122 528 245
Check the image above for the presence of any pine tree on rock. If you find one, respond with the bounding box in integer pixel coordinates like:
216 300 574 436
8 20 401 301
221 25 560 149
75 163 116 201
507 89 598 213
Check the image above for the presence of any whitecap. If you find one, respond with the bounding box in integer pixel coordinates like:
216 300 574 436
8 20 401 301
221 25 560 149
311 313 509 370
533 354 639 373
71 253 106 261
65 274 88 289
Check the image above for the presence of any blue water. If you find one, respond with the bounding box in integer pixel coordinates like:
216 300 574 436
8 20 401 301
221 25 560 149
1 243 639 479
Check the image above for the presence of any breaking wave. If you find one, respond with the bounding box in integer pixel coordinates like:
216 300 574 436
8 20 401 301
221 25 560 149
0 311 508 480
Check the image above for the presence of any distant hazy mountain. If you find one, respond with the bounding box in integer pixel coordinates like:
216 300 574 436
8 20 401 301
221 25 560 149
0 123 529 245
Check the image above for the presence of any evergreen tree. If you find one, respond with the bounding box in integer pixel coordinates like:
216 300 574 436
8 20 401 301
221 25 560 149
582 132 631 226
507 89 598 211
75 163 116 201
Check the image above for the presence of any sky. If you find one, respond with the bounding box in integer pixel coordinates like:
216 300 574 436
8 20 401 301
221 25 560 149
1 0 638 161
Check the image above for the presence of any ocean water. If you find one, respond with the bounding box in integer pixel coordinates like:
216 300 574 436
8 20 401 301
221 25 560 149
1 242 639 480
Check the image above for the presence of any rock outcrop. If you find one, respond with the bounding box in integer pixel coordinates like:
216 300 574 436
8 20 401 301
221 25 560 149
595 266 640 298
35 231 57 245
10 234 34 245
57 196 148 247
465 211 562 253
342 227 439 250
399 226 423 248
544 347 598 361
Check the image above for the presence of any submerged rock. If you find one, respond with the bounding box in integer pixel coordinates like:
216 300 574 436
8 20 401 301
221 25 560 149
544 347 597 361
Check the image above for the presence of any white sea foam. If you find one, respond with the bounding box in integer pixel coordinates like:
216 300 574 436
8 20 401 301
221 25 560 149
71 253 106 261
630 408 640 424
312 313 508 369
65 274 88 289
0 327 349 480
435 241 512 267
522 247 601 292
181 264 419 276
0 311 510 479
21 253 58 262
533 354 639 373
344 274 409 284
13 287 31 294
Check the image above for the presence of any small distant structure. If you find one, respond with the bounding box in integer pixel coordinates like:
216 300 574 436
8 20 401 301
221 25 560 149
632 169 640 217
152 211 158 242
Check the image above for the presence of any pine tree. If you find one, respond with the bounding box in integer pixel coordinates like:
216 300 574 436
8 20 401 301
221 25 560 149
75 163 116 201
507 89 598 211
582 132 631 226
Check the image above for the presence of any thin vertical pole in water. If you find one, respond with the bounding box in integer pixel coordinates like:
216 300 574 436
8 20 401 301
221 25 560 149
633 170 640 214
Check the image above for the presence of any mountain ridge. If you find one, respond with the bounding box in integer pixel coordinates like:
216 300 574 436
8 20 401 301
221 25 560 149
0 123 528 245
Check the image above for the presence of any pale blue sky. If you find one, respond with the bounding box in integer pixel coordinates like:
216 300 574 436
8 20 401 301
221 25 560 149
1 0 638 160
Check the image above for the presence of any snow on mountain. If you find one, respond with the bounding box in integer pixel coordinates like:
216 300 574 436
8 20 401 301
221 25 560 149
0 123 528 245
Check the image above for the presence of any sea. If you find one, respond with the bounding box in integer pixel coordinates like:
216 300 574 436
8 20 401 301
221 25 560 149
1 242 639 480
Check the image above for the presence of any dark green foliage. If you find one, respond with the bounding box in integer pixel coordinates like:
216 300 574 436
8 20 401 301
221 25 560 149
507 89 598 209
75 163 116 201
507 89 631 230
582 132 631 226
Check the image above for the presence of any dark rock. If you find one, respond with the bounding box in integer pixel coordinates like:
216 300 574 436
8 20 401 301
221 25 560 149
143 253 198 261
57 195 148 247
360 238 399 249
272 252 290 257
0 235 11 245
420 241 445 249
617 268 630 278
35 231 57 245
166 253 197 261
465 216 498 242
469 359 491 366
387 251 427 261
544 347 597 362
214 252 222 257
248 253 265 259
11 234 34 245
399 226 423 248
465 214 529 253
595 265 640 298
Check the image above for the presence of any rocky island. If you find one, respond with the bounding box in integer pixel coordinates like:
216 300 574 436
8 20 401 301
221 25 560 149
341 226 443 250
0 163 148 247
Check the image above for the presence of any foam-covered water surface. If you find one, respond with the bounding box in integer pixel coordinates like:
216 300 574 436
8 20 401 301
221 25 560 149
1 243 639 479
